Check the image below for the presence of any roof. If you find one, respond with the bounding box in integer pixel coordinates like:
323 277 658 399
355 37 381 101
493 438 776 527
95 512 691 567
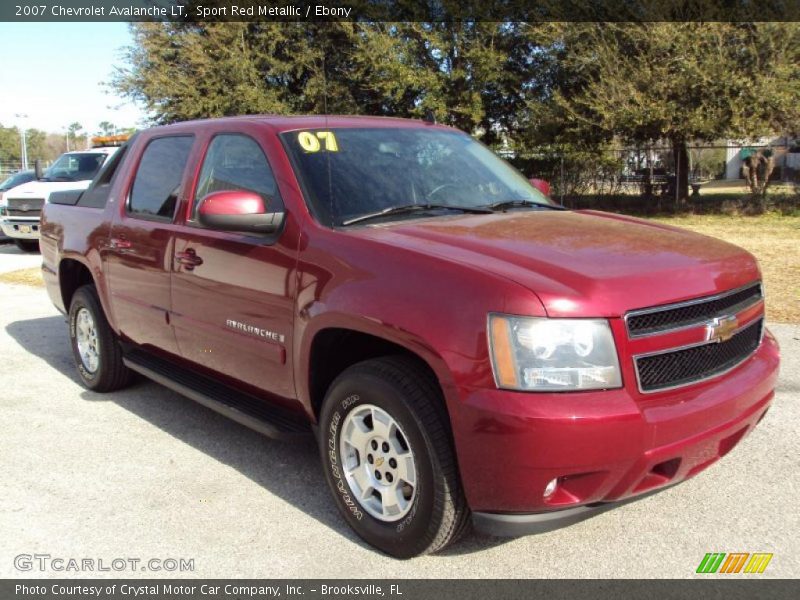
66 147 120 156
142 114 456 136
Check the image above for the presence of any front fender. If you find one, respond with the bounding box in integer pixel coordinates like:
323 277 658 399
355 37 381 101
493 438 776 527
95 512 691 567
295 310 459 420
291 225 544 426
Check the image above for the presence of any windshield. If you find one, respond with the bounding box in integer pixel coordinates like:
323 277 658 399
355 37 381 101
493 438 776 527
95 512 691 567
42 153 107 182
280 128 553 226
0 170 35 191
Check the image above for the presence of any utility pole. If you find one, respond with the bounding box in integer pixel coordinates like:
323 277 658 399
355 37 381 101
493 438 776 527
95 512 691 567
15 113 29 170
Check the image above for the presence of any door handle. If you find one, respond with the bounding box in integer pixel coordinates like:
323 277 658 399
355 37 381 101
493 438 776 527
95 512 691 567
175 248 204 270
109 237 132 251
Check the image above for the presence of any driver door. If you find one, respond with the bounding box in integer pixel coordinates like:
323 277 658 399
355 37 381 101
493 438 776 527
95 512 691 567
170 132 297 400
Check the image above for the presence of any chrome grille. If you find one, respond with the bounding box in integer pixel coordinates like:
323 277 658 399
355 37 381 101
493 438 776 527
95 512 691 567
5 197 45 218
626 283 762 337
635 318 763 392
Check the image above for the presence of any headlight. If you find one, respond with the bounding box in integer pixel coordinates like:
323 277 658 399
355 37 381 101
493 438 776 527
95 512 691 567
488 314 622 391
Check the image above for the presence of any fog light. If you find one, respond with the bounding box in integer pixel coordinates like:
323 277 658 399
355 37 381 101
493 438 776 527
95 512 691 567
544 478 558 498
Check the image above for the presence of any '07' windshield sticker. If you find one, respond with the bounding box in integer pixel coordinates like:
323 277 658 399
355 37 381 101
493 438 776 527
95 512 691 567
297 131 339 153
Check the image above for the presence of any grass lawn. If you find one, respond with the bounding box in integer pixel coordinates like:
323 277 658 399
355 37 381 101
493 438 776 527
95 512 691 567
0 267 43 287
651 214 800 322
697 179 796 196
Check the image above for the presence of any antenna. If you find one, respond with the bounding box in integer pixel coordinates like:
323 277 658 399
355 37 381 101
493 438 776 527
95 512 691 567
322 55 329 115
321 54 334 225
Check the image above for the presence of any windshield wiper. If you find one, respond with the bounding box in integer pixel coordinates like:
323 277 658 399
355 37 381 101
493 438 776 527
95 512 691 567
342 203 493 226
483 199 566 211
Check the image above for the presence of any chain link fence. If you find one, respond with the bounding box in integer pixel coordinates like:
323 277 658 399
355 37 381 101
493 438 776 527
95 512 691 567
506 142 799 214
0 160 54 179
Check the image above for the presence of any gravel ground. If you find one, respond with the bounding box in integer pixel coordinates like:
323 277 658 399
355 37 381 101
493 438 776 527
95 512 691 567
0 244 797 579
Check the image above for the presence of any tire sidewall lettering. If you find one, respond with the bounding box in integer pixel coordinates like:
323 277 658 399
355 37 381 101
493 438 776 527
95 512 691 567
325 390 425 534
326 406 364 521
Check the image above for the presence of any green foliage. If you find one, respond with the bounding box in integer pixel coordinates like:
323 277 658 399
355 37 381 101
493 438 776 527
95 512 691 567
111 21 532 146
0 125 49 163
0 124 20 162
691 147 726 180
0 124 70 164
97 121 117 135
509 143 626 198
534 23 800 144
112 20 800 203
519 23 800 199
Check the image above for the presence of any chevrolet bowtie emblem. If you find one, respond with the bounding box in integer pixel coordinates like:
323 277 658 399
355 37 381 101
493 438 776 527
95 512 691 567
705 315 739 343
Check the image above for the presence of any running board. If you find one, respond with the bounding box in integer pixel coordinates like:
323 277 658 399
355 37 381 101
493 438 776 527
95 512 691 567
123 350 312 441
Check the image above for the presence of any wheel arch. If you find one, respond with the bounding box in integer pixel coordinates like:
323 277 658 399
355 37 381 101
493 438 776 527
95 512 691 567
57 256 117 333
59 258 95 312
301 319 458 425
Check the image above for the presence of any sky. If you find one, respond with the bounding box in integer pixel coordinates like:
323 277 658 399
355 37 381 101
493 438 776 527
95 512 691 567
0 23 149 135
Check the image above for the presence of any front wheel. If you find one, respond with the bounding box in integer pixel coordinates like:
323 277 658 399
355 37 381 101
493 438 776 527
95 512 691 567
14 239 39 252
68 285 134 392
318 356 469 558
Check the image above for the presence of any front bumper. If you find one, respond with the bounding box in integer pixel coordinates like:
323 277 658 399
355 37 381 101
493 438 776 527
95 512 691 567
1 219 40 239
453 329 780 525
473 485 671 537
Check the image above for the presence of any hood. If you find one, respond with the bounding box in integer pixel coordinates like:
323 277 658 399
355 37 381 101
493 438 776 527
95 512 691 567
354 210 760 317
4 179 92 200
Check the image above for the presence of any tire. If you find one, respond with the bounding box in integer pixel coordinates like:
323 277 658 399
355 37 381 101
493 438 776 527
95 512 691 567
68 285 134 392
14 239 39 252
318 356 469 558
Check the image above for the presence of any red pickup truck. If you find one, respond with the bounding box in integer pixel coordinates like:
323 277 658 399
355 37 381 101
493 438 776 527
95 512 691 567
40 116 779 558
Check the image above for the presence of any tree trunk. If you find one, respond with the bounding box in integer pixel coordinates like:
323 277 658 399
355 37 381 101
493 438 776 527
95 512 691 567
671 137 690 204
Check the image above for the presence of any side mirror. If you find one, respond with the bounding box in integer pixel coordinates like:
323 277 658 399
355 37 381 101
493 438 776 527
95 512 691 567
34 159 44 180
198 190 284 234
529 178 550 196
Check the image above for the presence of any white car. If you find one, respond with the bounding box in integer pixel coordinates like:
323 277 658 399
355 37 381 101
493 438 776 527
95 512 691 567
1 146 120 251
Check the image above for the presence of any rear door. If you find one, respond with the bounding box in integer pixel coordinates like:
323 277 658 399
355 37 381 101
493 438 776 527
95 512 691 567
106 134 195 354
170 131 298 400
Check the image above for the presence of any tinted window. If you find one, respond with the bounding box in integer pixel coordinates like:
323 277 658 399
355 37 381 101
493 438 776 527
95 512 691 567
280 128 551 226
0 170 35 191
192 134 282 220
78 141 135 209
129 136 194 219
43 153 107 182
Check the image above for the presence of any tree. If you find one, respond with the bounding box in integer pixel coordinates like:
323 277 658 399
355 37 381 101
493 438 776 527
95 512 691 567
111 21 535 145
24 129 47 162
0 124 21 163
110 19 800 203
531 23 800 201
98 121 116 135
742 150 775 196
66 122 83 151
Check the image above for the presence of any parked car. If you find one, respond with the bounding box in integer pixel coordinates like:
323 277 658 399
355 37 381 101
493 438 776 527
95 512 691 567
0 170 36 241
1 139 125 252
40 116 779 558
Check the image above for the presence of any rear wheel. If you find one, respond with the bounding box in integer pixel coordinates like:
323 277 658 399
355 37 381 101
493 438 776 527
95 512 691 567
68 285 134 392
14 239 39 252
318 356 469 558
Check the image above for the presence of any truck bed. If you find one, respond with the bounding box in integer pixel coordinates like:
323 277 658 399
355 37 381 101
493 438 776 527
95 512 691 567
40 203 109 314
